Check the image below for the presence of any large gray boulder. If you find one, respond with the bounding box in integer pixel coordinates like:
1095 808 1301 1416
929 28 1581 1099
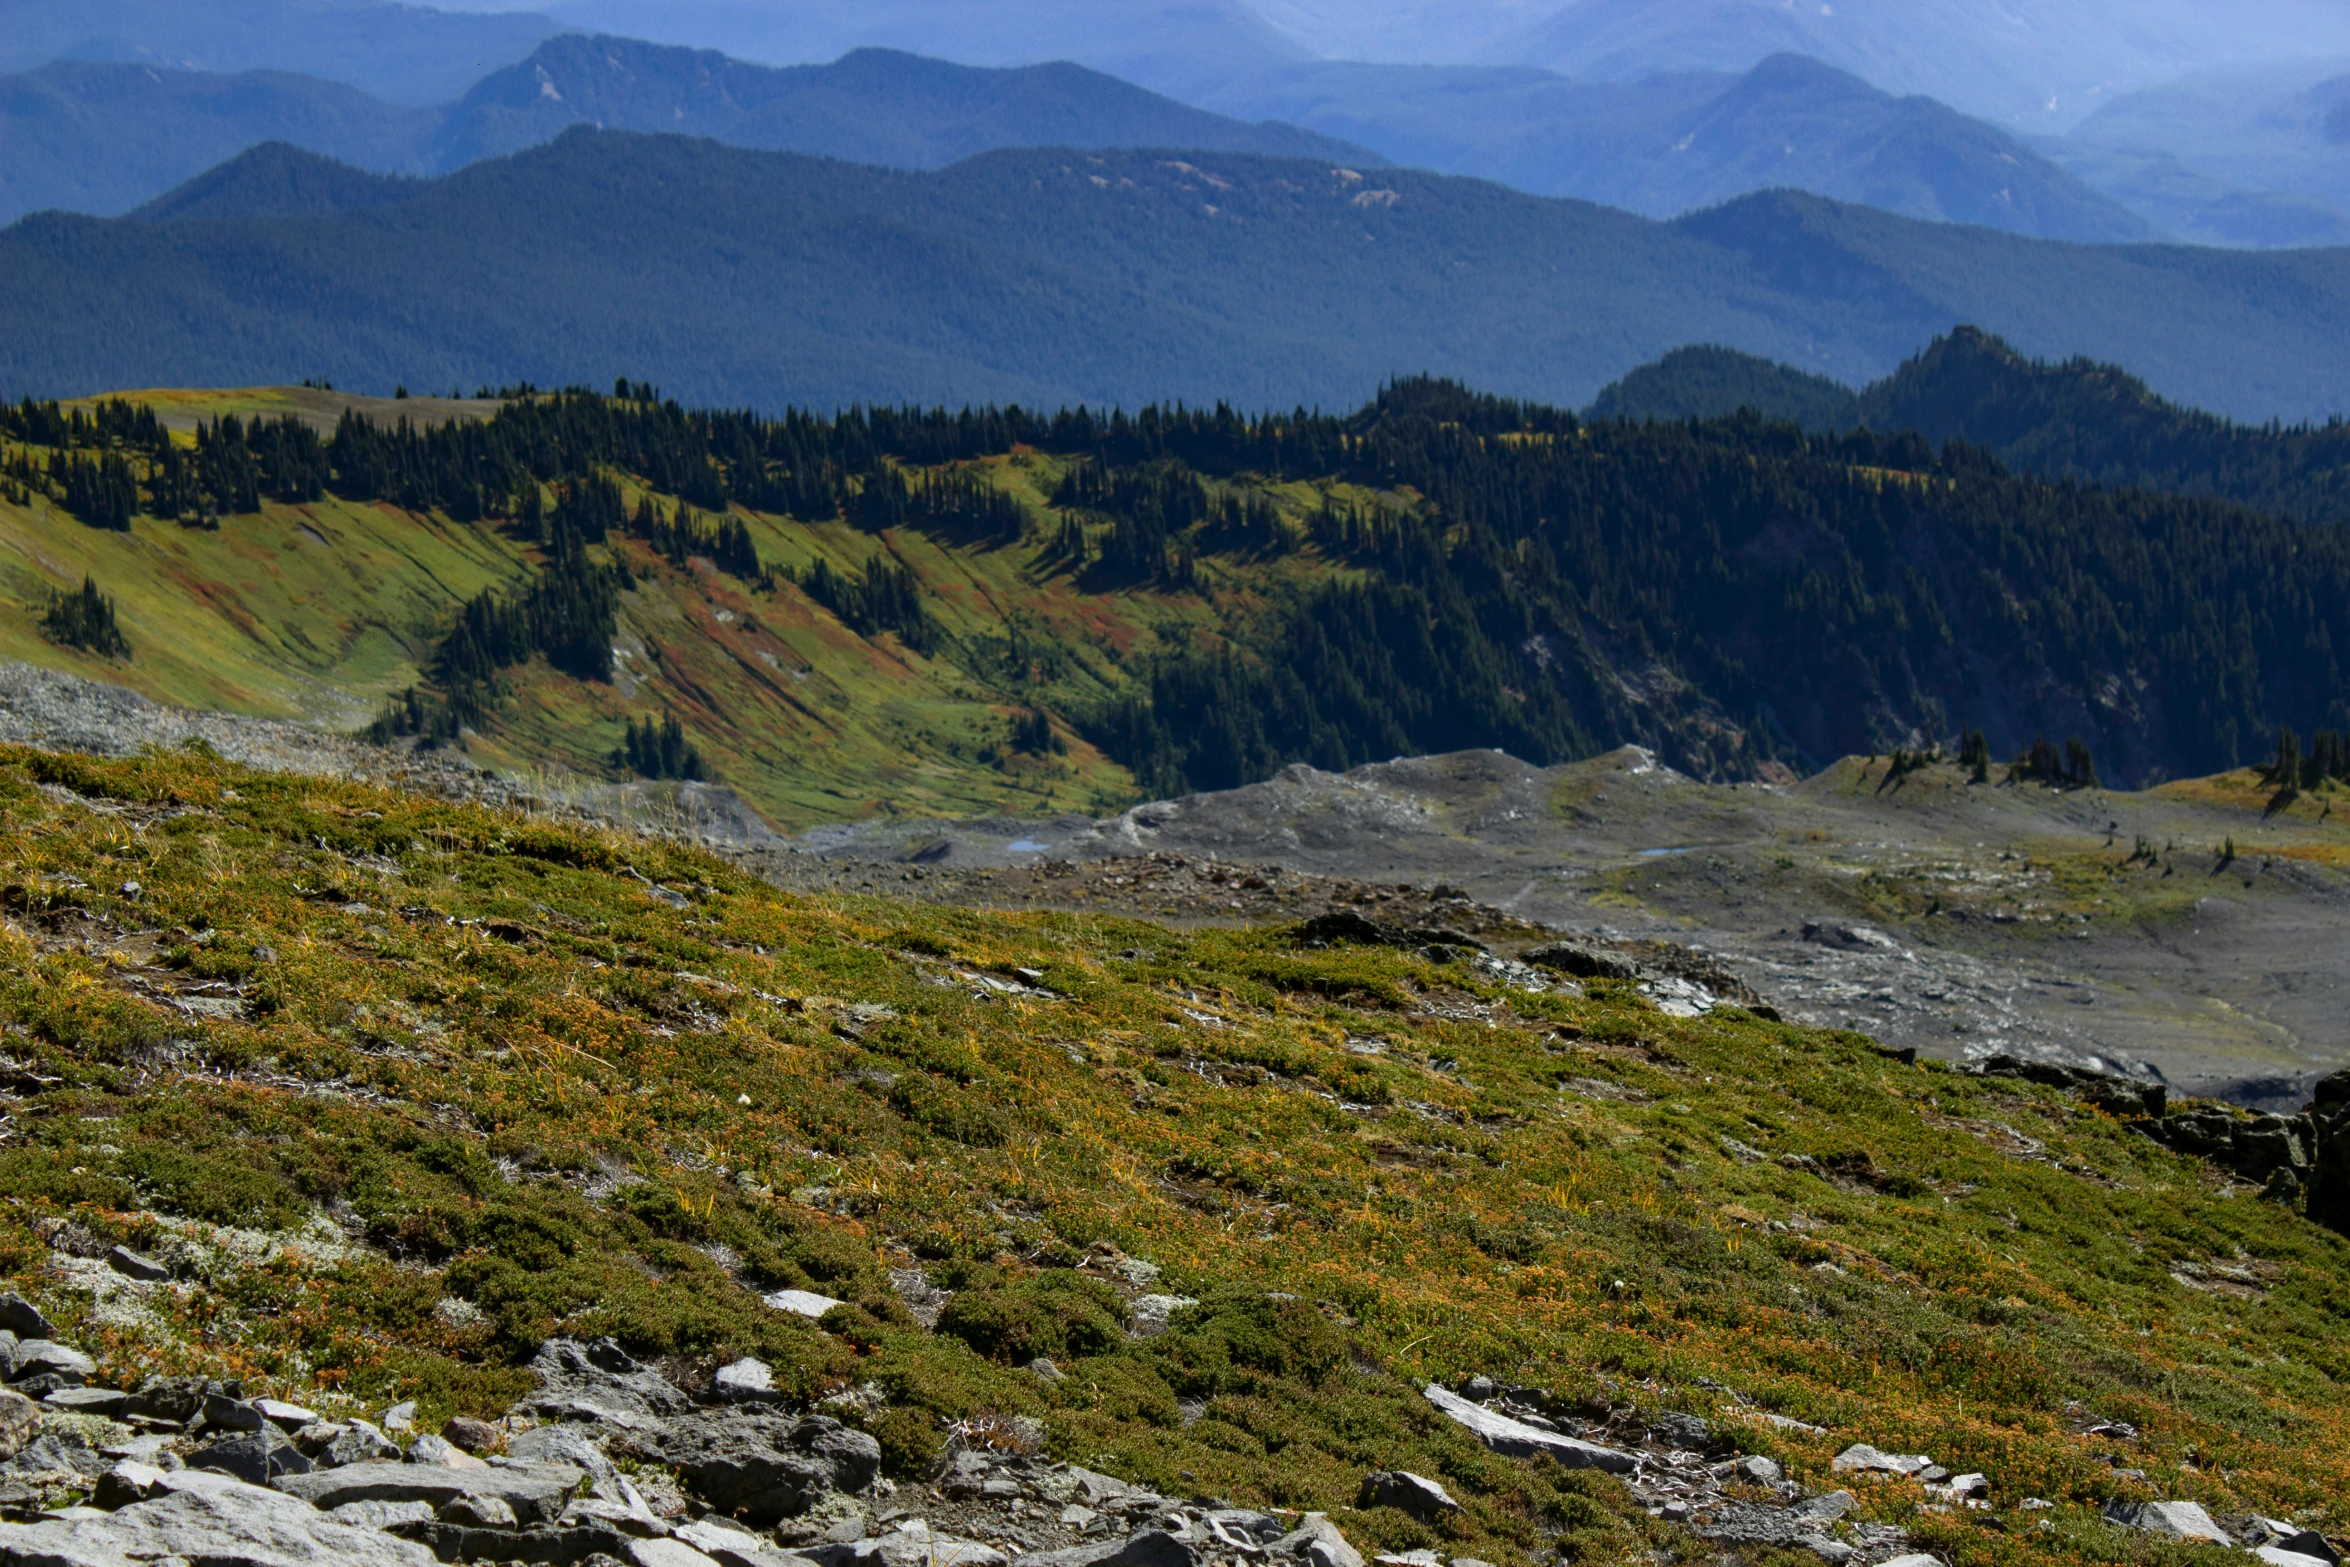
2102 1500 2232 1544
1266 1516 1363 1567
0 1466 438 1567
6 1343 93 1386
1357 1471 1457 1522
188 1429 312 1484
273 1459 586 1525
0 1298 51 1342
1420 1385 1636 1474
660 1412 880 1524
519 1339 695 1431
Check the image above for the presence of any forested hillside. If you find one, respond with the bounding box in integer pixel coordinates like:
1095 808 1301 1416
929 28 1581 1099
1588 328 2350 525
1857 328 2350 524
8 377 2347 810
6 133 2350 420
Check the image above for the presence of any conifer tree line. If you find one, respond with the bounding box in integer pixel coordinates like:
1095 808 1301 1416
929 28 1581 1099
616 712 707 781
2266 728 2350 792
783 554 934 653
9 376 2350 793
37 575 129 658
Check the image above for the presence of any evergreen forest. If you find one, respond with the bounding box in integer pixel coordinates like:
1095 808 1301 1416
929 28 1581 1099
7 372 2348 799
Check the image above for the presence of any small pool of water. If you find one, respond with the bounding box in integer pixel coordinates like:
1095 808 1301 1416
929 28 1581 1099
1637 846 1696 858
1006 839 1049 853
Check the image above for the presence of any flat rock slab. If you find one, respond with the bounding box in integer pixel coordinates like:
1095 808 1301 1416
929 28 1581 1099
520 1339 694 1431
2104 1500 2233 1544
675 1518 823 1567
1831 1444 1934 1476
761 1290 845 1319
1420 1385 1636 1474
984 1530 1194 1567
275 1460 586 1525
2252 1551 2335 1567
0 1468 438 1567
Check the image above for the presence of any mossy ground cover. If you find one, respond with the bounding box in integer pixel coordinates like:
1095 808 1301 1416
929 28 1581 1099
1 744 2345 1563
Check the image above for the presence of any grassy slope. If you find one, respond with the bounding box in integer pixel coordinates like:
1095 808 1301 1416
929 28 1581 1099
4 391 1374 824
1 743 2345 1566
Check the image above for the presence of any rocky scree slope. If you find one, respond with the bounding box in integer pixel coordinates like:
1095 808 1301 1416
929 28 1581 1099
0 746 2346 1563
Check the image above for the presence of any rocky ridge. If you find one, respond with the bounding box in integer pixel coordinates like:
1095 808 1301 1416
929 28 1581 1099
7 1293 2345 1567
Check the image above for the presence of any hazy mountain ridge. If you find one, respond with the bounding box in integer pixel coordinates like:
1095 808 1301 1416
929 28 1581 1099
0 36 1375 224
1195 52 2146 242
8 134 2350 423
0 0 560 105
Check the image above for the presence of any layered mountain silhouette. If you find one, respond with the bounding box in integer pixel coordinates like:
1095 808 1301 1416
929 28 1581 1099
1203 52 2149 241
0 37 1376 224
6 134 2347 421
0 0 558 105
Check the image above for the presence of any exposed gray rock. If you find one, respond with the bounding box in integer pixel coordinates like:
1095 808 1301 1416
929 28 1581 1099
2102 1500 2232 1544
203 1393 266 1432
660 1412 879 1523
330 1498 439 1528
381 1402 418 1434
2252 1548 2337 1567
810 1523 1005 1567
3 1432 108 1478
1693 1501 1850 1554
713 1359 778 1402
1974 1053 2166 1118
674 1517 822 1567
0 1299 51 1342
1732 1456 1782 1484
0 1391 33 1462
508 1424 619 1490
1420 1384 1636 1473
7 1343 93 1386
762 1291 846 1320
521 1339 694 1431
322 1420 403 1468
1 1466 438 1567
2245 1519 2341 1564
254 1399 319 1432
105 1248 169 1283
1357 1471 1458 1521
1830 1444 1933 1476
1267 1515 1363 1567
406 1432 487 1468
126 1375 211 1424
1791 1490 1854 1521
438 1491 520 1528
92 1460 175 1509
627 1540 728 1567
441 1415 502 1454
1522 942 1641 981
388 1517 633 1564
274 1458 587 1526
2304 1071 2350 1234
1645 1410 1713 1451
189 1429 312 1484
38 1388 126 1418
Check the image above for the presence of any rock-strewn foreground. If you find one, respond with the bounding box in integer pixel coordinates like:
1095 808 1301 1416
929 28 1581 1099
2 1323 2343 1567
0 732 2347 1567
